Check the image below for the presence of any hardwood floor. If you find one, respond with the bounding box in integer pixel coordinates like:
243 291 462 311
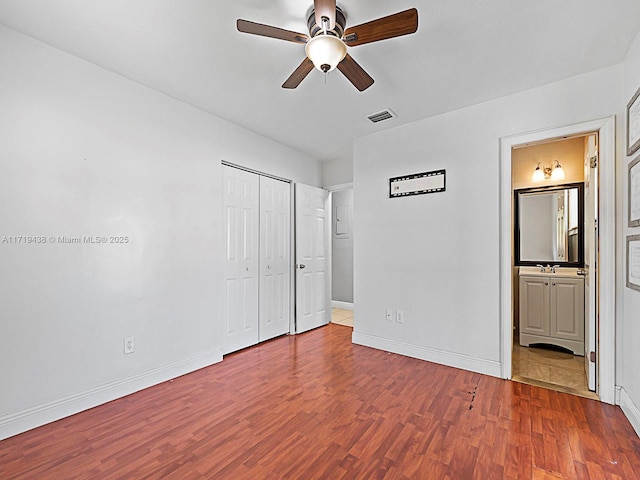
2 323 640 479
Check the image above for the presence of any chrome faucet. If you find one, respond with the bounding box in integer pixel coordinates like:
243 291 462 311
536 264 545 272
551 265 560 273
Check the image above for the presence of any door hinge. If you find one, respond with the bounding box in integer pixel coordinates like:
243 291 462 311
589 351 596 363
590 155 598 169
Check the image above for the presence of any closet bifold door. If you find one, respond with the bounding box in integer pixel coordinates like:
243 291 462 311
259 176 291 341
222 166 260 354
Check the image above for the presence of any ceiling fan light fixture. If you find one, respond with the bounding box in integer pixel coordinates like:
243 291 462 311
305 34 347 73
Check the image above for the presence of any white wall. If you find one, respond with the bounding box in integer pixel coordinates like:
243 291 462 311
0 25 321 440
618 29 640 435
331 188 354 304
352 65 623 376
322 156 353 187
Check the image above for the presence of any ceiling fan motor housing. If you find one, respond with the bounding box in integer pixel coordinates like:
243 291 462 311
307 6 346 38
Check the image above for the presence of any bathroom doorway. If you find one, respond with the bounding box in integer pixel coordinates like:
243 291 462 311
499 117 616 404
510 134 597 398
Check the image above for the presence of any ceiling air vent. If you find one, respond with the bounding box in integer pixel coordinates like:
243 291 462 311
367 109 396 124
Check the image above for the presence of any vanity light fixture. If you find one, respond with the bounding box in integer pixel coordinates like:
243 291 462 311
532 160 566 182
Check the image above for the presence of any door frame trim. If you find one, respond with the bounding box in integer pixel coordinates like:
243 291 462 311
221 160 292 184
325 181 353 192
499 116 616 404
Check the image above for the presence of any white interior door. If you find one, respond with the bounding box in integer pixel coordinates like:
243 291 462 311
583 134 598 391
295 183 330 333
259 176 291 341
223 166 259 354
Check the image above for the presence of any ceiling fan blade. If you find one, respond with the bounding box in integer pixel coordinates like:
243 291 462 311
343 8 418 47
314 0 336 30
337 54 374 92
237 19 308 44
282 58 315 89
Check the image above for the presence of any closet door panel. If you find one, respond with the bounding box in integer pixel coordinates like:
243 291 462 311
223 166 259 354
259 176 291 341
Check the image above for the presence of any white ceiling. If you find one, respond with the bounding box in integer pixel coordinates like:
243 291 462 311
1 0 639 162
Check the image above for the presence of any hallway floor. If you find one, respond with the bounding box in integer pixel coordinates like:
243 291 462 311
512 344 598 400
331 307 353 327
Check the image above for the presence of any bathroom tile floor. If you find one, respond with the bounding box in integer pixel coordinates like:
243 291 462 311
512 343 598 400
331 308 353 327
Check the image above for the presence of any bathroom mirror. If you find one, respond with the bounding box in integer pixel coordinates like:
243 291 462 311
514 182 584 267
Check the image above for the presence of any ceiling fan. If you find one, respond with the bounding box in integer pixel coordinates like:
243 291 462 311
237 1 418 91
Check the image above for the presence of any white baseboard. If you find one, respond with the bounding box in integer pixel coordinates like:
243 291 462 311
0 349 223 441
332 301 353 310
617 386 640 437
351 331 502 377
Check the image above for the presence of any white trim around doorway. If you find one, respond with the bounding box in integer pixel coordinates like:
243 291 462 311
499 116 616 405
325 182 353 192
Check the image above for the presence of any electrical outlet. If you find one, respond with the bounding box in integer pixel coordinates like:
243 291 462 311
386 309 394 322
124 336 135 354
396 311 404 323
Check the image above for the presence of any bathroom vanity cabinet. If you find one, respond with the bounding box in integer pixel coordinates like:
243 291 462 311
519 271 584 355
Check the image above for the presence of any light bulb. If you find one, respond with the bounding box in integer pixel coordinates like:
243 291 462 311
551 163 565 181
532 165 545 182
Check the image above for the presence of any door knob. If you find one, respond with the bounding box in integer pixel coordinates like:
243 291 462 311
297 264 306 269
577 269 587 276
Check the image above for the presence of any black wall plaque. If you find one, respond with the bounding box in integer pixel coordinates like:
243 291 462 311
389 169 446 198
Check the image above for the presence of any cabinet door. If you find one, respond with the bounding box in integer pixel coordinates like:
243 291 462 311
519 276 550 336
550 278 584 342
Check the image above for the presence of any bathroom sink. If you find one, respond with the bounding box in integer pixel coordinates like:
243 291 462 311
518 266 583 277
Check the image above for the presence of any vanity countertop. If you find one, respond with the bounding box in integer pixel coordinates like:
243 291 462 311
518 266 583 278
